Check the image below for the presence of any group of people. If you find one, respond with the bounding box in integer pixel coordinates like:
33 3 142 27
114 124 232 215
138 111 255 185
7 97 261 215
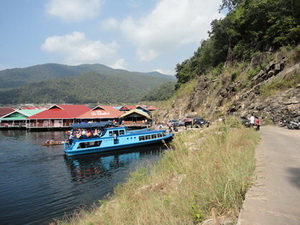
66 128 104 144
249 114 261 131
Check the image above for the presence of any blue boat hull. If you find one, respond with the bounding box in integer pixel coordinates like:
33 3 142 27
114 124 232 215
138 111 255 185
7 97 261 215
64 126 173 156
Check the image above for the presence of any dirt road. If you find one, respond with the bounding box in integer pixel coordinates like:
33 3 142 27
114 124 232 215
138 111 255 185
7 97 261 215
238 126 300 225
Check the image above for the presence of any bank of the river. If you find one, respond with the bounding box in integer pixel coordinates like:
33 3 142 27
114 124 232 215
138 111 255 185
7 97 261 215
57 117 260 225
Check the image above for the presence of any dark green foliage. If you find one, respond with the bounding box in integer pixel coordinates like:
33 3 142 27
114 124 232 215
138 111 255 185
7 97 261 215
219 0 243 11
141 82 176 101
175 0 300 89
0 63 175 90
0 65 176 104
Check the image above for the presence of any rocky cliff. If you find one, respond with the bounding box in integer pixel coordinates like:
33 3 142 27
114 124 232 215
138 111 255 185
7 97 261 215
161 51 300 124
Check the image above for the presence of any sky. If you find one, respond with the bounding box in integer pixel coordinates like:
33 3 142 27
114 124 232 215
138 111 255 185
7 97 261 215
0 0 224 75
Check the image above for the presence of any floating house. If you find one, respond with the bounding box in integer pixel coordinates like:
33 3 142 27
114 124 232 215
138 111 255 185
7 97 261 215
119 109 152 127
119 105 136 112
0 107 15 117
26 104 90 130
0 109 44 128
147 106 157 111
76 105 124 123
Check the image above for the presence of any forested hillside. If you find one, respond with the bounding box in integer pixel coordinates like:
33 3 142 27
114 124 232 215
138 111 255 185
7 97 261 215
0 64 176 104
0 63 175 89
159 0 300 123
141 82 175 101
175 0 300 88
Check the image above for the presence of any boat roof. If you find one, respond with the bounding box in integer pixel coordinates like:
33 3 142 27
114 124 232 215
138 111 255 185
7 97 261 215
70 122 113 129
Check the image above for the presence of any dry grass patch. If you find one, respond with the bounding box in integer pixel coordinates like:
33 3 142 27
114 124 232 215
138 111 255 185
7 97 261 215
57 117 259 225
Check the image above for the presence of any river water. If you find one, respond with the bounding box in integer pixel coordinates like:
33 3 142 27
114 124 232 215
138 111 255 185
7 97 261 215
0 130 166 225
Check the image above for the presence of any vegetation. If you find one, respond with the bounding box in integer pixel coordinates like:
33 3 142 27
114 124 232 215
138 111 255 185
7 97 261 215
259 71 300 98
175 0 300 89
0 64 176 104
141 82 176 101
56 118 259 224
0 63 175 89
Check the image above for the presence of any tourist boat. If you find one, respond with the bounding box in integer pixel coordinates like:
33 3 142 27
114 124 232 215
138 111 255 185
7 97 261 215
64 122 174 156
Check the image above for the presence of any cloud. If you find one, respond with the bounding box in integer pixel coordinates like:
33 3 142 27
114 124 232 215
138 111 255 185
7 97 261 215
120 0 223 62
154 68 174 76
0 64 12 71
41 31 123 66
101 18 119 30
46 0 102 22
110 58 128 70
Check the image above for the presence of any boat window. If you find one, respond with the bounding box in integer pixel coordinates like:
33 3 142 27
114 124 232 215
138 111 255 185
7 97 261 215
146 135 151 140
113 131 119 136
109 131 113 136
139 136 145 141
158 133 162 138
120 130 125 135
152 134 157 139
77 141 102 149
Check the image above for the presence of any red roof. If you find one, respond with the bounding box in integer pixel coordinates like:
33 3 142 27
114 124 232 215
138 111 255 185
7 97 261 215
0 107 15 117
119 105 136 111
27 105 90 119
20 106 47 110
147 106 157 111
77 105 123 119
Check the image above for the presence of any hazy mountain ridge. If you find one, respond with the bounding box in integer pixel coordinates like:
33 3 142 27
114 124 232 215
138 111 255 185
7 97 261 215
0 63 176 104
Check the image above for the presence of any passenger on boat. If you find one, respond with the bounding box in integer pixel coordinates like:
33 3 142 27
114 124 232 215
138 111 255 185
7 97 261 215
68 133 74 144
98 130 104 136
92 129 99 138
86 130 91 138
80 130 87 139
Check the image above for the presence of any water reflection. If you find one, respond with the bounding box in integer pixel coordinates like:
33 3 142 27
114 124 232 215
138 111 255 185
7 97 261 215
64 145 166 184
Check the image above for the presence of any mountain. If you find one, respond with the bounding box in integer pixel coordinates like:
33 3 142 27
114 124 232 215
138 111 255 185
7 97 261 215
141 82 176 101
0 63 176 104
0 63 175 89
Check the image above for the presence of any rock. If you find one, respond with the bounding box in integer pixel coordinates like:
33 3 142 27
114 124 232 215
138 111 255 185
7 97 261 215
159 54 299 125
267 70 274 77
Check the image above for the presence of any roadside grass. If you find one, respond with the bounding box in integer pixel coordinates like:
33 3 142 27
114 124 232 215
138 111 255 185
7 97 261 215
259 72 300 98
56 117 259 225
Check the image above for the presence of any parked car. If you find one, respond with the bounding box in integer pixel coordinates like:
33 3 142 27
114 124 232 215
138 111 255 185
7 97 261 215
169 119 179 126
182 118 193 127
168 119 185 127
193 118 210 128
241 116 250 127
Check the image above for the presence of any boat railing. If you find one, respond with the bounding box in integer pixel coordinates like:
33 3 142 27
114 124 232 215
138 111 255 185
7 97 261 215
26 123 70 128
0 122 27 127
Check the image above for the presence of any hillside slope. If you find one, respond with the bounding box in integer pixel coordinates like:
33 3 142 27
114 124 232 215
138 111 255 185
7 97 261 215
0 63 175 89
0 64 176 104
159 49 300 124
0 71 176 104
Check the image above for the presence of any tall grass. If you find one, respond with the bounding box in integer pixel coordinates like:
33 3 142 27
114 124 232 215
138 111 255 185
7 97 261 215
259 73 300 98
56 117 259 225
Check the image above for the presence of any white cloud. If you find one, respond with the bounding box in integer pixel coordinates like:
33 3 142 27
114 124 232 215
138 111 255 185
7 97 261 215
41 32 122 65
154 68 174 76
137 49 159 62
46 0 102 22
120 0 223 62
110 58 128 70
101 18 119 30
0 64 12 71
